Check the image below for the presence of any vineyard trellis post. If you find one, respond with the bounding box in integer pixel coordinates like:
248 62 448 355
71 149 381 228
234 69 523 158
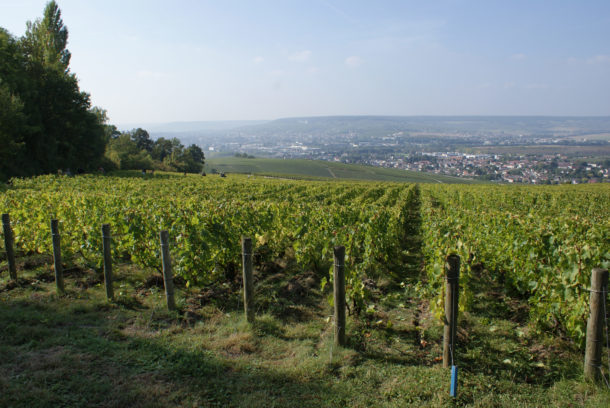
102 224 114 300
2 214 17 280
159 230 176 311
50 219 65 294
584 267 608 382
443 254 460 368
242 237 254 323
334 245 346 346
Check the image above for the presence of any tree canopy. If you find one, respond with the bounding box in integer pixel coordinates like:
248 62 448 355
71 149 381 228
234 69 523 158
0 1 205 180
0 1 105 180
105 129 205 173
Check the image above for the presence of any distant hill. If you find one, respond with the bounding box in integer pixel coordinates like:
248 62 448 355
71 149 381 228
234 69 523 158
232 115 610 138
140 116 610 149
136 116 610 138
205 157 478 184
120 120 269 133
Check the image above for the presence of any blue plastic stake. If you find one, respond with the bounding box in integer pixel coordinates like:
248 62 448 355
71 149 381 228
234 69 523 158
450 365 458 397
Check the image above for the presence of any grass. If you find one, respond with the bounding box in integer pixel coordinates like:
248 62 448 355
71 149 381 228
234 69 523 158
1 254 610 407
205 157 478 184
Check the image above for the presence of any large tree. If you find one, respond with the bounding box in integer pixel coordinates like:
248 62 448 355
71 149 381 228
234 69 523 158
0 29 28 178
105 133 153 170
0 1 107 179
0 83 26 179
21 0 71 72
129 128 154 153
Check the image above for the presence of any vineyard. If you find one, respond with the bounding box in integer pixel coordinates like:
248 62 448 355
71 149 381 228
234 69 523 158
1 173 608 341
420 184 610 344
0 173 420 311
1 172 610 406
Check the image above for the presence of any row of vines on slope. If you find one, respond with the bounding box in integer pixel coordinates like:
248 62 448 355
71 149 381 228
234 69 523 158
420 184 610 345
0 173 417 314
3 173 608 346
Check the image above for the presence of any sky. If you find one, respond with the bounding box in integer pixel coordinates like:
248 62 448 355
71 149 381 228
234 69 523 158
2 0 610 125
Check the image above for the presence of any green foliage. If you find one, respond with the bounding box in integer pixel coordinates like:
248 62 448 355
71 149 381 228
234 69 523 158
0 174 409 313
419 184 610 346
130 128 153 152
107 133 205 173
105 134 154 170
22 0 71 71
2 172 607 348
0 81 26 180
0 2 107 180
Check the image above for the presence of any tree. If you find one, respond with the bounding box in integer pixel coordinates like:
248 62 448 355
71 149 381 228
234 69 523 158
8 1 107 175
151 137 174 161
21 1 70 72
0 83 26 179
0 28 28 180
152 137 182 162
185 144 205 166
130 128 153 152
91 107 120 142
105 134 153 170
179 144 205 173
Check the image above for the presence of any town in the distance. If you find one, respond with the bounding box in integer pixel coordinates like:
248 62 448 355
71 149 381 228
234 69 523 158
143 116 610 184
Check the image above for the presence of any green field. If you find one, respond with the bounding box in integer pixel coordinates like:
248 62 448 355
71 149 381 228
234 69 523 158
205 157 477 183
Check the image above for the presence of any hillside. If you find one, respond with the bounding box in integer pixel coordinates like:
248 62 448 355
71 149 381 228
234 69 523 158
205 157 476 183
0 174 608 407
218 116 610 139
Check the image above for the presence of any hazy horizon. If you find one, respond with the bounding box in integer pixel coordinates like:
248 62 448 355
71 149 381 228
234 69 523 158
121 114 610 132
3 0 610 124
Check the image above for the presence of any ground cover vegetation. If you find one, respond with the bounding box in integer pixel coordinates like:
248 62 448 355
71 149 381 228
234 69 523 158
1 172 609 406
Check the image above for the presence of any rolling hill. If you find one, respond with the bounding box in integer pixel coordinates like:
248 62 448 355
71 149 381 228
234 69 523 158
205 157 477 183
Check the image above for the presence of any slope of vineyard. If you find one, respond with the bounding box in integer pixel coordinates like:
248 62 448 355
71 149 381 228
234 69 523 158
1 173 609 344
2 172 610 406
205 157 477 183
0 173 418 311
419 183 610 344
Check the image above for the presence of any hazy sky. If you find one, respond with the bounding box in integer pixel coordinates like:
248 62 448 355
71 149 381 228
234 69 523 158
2 0 610 125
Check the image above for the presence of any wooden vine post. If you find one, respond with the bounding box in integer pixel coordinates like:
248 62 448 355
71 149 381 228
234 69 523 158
101 224 114 300
334 245 346 346
443 254 460 368
241 237 254 323
159 230 176 311
584 267 609 382
50 219 65 294
2 214 17 280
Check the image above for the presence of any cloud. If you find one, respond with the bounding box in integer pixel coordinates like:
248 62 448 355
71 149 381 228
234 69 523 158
587 54 610 64
511 53 526 60
253 56 264 64
270 69 284 76
345 56 363 68
288 50 312 62
308 67 320 75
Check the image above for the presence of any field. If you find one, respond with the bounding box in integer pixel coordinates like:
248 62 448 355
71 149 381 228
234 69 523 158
205 157 475 183
1 172 609 407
